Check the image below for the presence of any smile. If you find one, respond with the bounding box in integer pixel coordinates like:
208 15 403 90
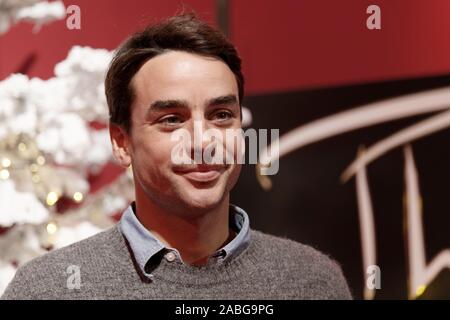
174 165 226 183
181 170 221 182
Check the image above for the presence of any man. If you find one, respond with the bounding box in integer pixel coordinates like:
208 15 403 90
2 14 351 299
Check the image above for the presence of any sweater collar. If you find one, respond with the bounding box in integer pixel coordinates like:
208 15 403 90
119 202 250 277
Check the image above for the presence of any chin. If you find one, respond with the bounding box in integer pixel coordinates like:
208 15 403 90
169 172 233 213
181 188 226 212
189 193 223 209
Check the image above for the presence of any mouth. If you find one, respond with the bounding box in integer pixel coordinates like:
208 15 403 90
174 165 227 183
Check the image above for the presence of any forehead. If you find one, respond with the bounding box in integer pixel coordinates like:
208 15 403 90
131 51 238 105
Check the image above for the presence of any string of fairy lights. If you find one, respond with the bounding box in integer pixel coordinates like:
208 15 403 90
0 45 135 293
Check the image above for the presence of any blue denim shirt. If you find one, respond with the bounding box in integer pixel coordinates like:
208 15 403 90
119 203 251 278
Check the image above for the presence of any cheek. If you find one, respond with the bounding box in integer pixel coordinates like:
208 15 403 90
132 135 176 174
226 163 242 191
231 163 242 179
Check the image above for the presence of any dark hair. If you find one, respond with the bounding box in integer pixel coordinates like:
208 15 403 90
105 13 244 132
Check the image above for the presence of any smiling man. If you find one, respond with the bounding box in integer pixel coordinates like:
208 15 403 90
1 13 351 300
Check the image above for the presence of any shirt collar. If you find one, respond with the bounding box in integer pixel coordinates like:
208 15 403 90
119 202 251 276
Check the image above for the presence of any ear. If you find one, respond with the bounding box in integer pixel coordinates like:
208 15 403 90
109 123 132 167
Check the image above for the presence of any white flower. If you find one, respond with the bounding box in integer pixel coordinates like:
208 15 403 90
28 77 68 116
55 46 112 75
36 112 91 165
0 223 46 294
54 46 113 122
0 263 17 296
0 0 65 34
0 223 43 262
0 180 49 227
53 221 103 249
0 74 37 139
37 166 90 198
0 73 29 97
15 1 65 24
101 193 128 216
84 129 113 171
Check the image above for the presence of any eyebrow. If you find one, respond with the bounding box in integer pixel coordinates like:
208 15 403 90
148 99 189 112
147 94 239 115
206 94 239 107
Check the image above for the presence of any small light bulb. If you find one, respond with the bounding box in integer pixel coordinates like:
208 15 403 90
1 158 11 168
46 222 58 235
36 156 45 166
18 143 27 152
46 191 59 206
0 169 10 180
73 192 83 203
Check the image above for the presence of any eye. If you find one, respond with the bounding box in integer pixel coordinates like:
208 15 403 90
213 110 233 121
159 115 183 126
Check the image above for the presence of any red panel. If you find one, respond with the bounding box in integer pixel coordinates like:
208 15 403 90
230 0 450 94
0 0 216 79
3 1 450 96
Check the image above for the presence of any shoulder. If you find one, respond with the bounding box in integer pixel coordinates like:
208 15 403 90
24 225 122 269
1 226 125 300
248 229 353 299
250 229 336 267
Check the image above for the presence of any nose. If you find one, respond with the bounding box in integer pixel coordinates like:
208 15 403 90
189 118 218 164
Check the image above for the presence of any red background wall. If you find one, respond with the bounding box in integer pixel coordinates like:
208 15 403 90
2 0 450 93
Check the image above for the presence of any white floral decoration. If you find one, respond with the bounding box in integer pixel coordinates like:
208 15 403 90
0 45 134 295
0 0 65 34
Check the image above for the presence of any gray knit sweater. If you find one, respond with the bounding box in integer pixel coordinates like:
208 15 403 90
1 225 352 299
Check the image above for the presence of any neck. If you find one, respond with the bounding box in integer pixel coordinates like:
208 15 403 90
134 188 234 266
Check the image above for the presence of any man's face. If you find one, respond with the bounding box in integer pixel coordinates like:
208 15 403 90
112 51 242 216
